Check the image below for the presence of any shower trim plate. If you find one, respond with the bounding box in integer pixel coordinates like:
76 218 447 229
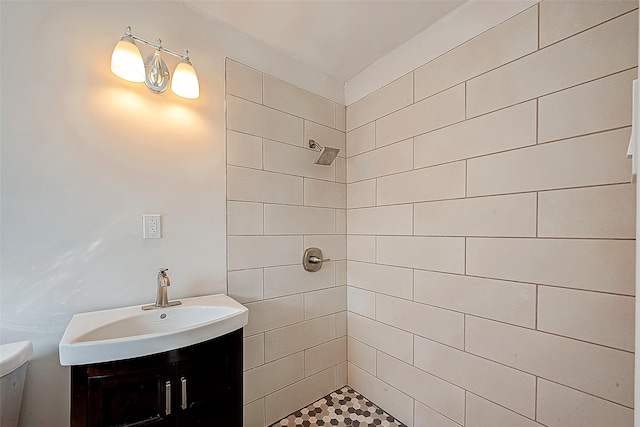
303 247 330 272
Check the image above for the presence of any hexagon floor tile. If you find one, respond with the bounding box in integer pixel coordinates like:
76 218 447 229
270 386 407 427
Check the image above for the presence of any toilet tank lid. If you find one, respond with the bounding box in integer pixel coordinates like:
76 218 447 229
0 341 33 377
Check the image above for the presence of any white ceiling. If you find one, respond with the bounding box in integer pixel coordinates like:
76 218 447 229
184 1 466 82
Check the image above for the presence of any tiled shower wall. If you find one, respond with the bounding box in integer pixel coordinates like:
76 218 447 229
225 59 348 426
346 2 637 427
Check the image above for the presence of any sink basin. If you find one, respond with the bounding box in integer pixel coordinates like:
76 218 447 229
59 294 248 366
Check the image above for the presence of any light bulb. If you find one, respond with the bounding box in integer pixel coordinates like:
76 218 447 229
171 60 199 99
110 35 145 83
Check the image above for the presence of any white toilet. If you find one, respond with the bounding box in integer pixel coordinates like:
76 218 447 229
0 341 33 427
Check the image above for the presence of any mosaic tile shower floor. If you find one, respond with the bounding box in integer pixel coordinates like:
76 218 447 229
271 386 407 427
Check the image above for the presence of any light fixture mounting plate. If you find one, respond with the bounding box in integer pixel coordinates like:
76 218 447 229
144 53 170 93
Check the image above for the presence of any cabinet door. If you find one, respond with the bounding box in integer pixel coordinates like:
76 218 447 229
175 331 242 426
174 349 229 425
86 365 174 427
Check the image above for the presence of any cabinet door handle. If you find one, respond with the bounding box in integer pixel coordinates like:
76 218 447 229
165 380 172 415
181 377 188 410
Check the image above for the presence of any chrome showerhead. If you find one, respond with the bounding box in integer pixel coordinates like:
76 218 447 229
309 139 340 166
315 147 340 166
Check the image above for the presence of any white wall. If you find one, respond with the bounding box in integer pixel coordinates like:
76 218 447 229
0 2 342 425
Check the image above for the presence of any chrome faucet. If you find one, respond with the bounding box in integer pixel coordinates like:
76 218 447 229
142 268 182 310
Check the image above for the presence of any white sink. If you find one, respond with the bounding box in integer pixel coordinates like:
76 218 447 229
59 294 248 366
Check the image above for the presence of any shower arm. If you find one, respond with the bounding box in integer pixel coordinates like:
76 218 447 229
308 139 324 151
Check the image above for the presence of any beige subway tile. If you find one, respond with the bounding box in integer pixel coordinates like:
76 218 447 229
537 379 633 427
244 334 265 370
244 398 265 427
466 238 635 295
348 337 376 374
538 287 634 352
377 162 466 206
347 73 413 132
377 236 465 274
263 75 335 127
228 201 263 236
467 128 632 196
467 11 638 117
336 104 346 131
229 235 302 270
538 184 636 239
228 268 263 303
347 179 376 208
336 209 347 234
414 6 538 102
243 294 304 336
336 157 346 183
376 294 464 349
305 336 347 376
376 84 465 147
347 139 413 183
226 59 262 103
335 260 347 285
348 204 413 235
348 312 413 364
347 122 376 158
414 336 536 418
227 130 263 169
264 204 335 235
305 120 346 157
263 139 335 181
337 362 347 388
227 95 303 145
347 236 376 263
415 401 462 427
540 1 638 48
336 311 347 337
378 352 465 425
228 165 303 205
466 393 543 427
347 261 413 299
304 235 346 260
305 286 347 320
539 69 636 143
243 352 304 404
304 179 346 208
414 193 537 237
265 367 336 424
264 263 335 299
347 286 376 319
348 363 414 425
264 315 336 362
414 101 536 168
466 316 634 407
414 270 536 328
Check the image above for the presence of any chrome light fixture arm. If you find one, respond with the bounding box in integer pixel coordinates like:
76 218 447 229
125 27 191 61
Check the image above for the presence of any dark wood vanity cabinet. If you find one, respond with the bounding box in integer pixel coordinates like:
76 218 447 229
70 329 242 427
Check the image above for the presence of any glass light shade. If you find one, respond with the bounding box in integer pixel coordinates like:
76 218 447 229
171 60 199 99
110 36 145 83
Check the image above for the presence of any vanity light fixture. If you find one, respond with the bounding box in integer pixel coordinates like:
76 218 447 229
110 26 200 99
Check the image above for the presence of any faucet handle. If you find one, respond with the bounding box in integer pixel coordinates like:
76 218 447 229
159 268 168 273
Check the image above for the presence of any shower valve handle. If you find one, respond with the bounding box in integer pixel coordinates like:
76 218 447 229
309 255 330 264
